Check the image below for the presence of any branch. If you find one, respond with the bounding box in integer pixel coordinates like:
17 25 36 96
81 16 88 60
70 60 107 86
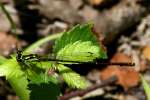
58 75 117 100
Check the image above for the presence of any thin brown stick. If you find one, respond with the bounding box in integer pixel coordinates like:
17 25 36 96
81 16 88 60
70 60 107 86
58 76 118 100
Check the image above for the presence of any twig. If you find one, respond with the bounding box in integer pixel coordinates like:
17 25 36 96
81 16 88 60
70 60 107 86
58 75 118 100
0 2 16 33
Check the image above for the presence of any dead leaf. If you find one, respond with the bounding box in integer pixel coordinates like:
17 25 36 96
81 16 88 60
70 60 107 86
100 53 140 90
88 0 103 5
110 53 132 63
142 45 150 61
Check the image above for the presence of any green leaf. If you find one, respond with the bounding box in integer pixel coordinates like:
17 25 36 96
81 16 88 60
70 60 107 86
8 76 30 100
0 55 7 65
58 64 89 89
0 58 30 100
16 57 59 87
141 75 150 100
0 58 23 78
32 61 53 69
53 23 107 62
29 72 59 85
28 82 60 100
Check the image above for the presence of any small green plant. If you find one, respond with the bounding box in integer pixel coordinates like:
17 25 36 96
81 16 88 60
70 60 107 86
0 23 107 100
141 75 150 100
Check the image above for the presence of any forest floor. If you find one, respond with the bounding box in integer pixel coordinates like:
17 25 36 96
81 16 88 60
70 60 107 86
0 0 150 100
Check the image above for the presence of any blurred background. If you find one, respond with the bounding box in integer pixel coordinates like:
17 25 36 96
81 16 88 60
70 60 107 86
0 0 150 100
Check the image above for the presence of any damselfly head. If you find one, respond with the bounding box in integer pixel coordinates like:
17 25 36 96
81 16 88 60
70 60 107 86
16 49 23 62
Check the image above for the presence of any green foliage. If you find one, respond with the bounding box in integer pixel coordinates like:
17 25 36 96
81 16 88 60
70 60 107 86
0 23 107 100
28 82 60 100
29 72 59 85
53 23 107 62
0 58 23 79
141 75 150 100
52 23 107 89
8 75 30 100
58 64 89 89
0 58 30 100
0 56 7 65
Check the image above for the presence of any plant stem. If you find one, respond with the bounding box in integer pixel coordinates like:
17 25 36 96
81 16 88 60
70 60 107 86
25 33 62 53
58 76 117 100
0 2 16 33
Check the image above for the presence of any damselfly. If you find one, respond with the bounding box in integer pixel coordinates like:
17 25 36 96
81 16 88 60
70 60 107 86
16 50 135 67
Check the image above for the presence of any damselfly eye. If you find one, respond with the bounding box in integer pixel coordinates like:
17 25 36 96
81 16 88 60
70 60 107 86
16 49 23 62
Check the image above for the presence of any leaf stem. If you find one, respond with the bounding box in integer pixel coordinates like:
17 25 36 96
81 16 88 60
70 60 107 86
25 33 62 53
